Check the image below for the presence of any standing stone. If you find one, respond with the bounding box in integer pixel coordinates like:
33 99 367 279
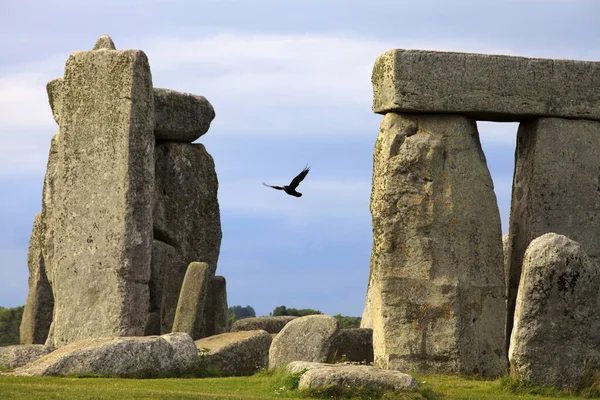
146 240 180 335
502 233 510 298
41 133 60 285
204 276 228 336
20 214 53 345
509 233 600 388
506 117 600 354
49 41 155 347
160 259 188 334
366 113 506 376
154 142 221 276
172 262 210 340
46 79 63 126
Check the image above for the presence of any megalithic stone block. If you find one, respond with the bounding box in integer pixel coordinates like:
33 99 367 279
41 132 59 284
49 39 155 347
154 88 215 142
20 214 54 345
204 276 228 336
365 113 506 376
172 262 210 340
506 117 600 353
46 79 63 126
372 49 600 122
160 259 188 334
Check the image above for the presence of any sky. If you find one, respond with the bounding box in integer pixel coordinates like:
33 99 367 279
0 0 598 318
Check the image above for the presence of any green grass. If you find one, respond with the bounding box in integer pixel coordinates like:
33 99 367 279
0 370 598 400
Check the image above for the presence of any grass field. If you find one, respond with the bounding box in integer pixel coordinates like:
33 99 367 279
1 369 598 400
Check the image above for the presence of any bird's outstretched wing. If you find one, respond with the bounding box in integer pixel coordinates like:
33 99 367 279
288 165 310 189
262 182 285 190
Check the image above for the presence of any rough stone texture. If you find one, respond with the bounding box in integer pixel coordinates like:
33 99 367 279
509 233 600 388
506 117 600 354
48 47 154 348
46 79 63 125
154 141 221 276
20 214 54 345
285 362 418 392
194 330 272 376
502 234 510 299
154 88 215 142
160 259 188 334
204 276 228 337
92 34 116 50
172 262 210 340
41 132 60 285
231 316 297 334
269 315 339 369
0 345 52 370
372 49 600 122
366 113 506 376
329 328 374 364
10 333 198 377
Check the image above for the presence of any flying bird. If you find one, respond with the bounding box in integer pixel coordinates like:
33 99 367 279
262 165 310 197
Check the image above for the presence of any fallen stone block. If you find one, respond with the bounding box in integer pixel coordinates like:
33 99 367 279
0 345 53 370
195 330 272 376
154 88 215 142
372 49 600 122
231 316 297 334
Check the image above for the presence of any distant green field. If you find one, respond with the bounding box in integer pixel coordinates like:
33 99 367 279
0 370 596 400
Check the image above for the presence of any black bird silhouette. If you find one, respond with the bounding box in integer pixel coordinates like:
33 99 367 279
262 166 310 197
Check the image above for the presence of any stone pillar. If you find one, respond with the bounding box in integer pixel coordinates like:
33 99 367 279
172 262 210 340
365 113 506 376
506 117 600 353
204 276 229 336
48 36 155 347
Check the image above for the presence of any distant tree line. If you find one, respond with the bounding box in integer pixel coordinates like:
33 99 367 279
0 306 23 346
272 305 361 329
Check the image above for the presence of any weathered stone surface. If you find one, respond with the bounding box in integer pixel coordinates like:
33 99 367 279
154 142 221 275
204 276 228 337
269 315 339 369
366 113 506 376
231 316 297 334
160 259 188 334
20 214 54 345
41 132 60 284
154 88 215 142
195 330 272 376
49 48 154 347
0 345 52 370
286 362 418 392
10 333 198 377
509 233 600 388
92 34 116 50
172 262 210 340
46 79 63 125
506 117 600 354
502 233 510 298
329 328 373 364
372 49 600 121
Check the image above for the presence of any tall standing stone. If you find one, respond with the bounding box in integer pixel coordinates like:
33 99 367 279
48 39 155 347
509 233 600 388
365 113 506 376
204 276 228 336
506 117 600 354
172 262 210 340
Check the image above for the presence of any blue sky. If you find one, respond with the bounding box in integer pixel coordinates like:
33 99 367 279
1 0 598 317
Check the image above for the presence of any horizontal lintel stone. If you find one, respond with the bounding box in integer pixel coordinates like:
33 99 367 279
372 49 600 122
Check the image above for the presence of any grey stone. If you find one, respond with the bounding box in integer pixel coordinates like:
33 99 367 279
154 142 221 275
46 79 63 125
509 233 600 388
160 259 188 334
502 234 510 299
154 88 215 142
329 328 373 364
194 330 272 376
372 49 600 122
366 113 506 376
10 333 198 377
269 315 339 369
204 276 228 337
172 262 210 340
49 48 154 347
41 132 60 284
0 345 52 370
285 362 418 392
20 214 53 345
506 117 600 354
231 316 297 334
92 34 116 50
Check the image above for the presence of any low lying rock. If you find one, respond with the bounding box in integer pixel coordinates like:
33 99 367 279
330 328 373 364
195 330 272 376
269 315 339 369
8 333 197 377
231 316 297 334
0 345 53 369
285 361 418 392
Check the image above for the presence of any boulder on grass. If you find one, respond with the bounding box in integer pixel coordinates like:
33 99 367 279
0 345 53 370
231 316 297 334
